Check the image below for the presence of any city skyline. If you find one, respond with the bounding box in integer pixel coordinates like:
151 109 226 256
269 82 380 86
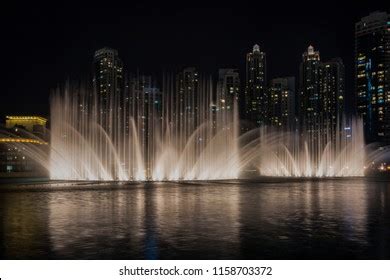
2 3 390 264
0 2 388 117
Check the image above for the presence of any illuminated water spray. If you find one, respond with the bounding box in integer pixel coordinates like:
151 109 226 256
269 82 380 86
49 78 240 181
239 120 365 177
34 73 368 181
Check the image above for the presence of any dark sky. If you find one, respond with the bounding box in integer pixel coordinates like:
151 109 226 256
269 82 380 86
0 1 388 119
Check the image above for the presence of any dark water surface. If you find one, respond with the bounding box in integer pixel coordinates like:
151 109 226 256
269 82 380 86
1 178 390 259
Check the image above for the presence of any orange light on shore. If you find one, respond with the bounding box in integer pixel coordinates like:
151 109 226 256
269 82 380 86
0 138 48 145
6 116 47 122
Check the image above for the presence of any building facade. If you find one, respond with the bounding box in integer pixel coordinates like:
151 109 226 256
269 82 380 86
299 46 345 136
216 69 240 113
245 44 267 126
175 67 200 134
92 47 124 132
268 77 296 129
126 75 162 173
320 58 345 136
1 116 48 176
215 69 240 131
5 116 48 139
355 11 390 143
299 45 322 133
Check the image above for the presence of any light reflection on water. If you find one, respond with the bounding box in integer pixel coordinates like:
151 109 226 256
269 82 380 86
1 178 389 259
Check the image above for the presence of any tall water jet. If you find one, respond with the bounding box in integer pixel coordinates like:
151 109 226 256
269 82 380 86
49 76 240 181
48 74 366 181
247 118 366 177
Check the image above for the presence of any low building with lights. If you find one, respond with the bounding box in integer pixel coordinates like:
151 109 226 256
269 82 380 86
5 115 48 139
0 116 49 177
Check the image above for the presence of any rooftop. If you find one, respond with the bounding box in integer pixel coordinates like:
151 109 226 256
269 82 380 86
6 116 47 123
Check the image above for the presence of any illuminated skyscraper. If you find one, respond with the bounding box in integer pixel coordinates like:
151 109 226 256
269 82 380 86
92 47 124 131
245 44 267 126
127 75 162 172
175 67 199 129
268 77 296 129
299 45 321 134
320 58 345 136
299 46 345 138
216 69 240 112
355 11 390 143
216 69 240 131
93 47 123 97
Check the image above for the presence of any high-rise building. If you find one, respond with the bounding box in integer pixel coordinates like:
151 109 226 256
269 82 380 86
93 47 124 97
127 75 162 173
92 47 124 131
320 58 345 135
216 69 240 113
245 44 267 126
216 69 240 131
268 77 296 129
355 11 390 143
299 45 321 133
175 67 200 132
299 46 345 138
128 75 161 118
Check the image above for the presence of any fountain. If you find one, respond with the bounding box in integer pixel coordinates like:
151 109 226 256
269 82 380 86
1 77 370 181
49 79 240 181
239 119 365 177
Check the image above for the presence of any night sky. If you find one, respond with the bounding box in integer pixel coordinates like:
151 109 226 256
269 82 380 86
0 2 388 120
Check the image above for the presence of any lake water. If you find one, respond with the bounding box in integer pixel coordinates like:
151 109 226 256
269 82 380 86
1 178 389 259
